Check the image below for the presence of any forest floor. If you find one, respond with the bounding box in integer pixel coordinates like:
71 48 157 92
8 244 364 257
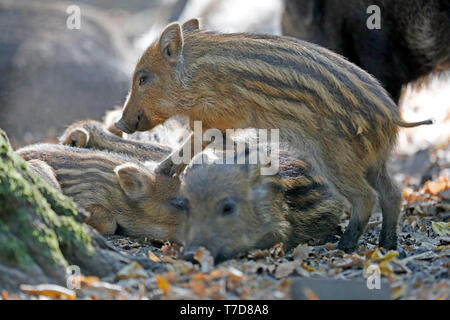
4 141 449 300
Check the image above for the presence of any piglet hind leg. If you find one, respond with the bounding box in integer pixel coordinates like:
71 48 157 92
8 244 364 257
155 132 208 177
367 164 401 250
155 154 187 177
337 182 377 252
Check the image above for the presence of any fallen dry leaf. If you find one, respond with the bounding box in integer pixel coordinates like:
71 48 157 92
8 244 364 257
423 175 449 195
378 261 396 279
364 249 402 281
116 261 148 280
155 275 171 295
300 263 316 273
333 254 364 269
278 278 291 290
194 247 214 273
240 287 253 300
162 271 177 282
69 275 100 289
270 243 285 258
275 261 298 278
148 251 161 262
81 282 122 299
190 273 207 296
292 243 311 261
431 221 450 236
247 249 270 260
207 269 226 281
192 273 207 281
160 255 178 264
370 249 399 263
402 187 421 203
204 282 225 299
391 282 408 300
20 284 76 300
161 242 182 257
170 261 196 275
404 175 450 204
403 189 417 199
227 267 244 283
191 280 206 296
227 267 244 278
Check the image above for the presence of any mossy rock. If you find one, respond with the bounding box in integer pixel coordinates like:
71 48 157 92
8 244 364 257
0 128 128 292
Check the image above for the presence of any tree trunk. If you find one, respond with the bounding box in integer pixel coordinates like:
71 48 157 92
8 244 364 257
0 129 130 292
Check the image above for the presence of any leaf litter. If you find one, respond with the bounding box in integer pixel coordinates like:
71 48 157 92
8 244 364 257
7 142 449 300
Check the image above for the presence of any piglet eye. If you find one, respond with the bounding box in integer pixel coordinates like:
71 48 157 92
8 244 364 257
139 75 148 86
220 197 237 217
170 197 189 214
165 47 172 57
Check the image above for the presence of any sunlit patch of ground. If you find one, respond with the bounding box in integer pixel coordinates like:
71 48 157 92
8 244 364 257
397 71 450 156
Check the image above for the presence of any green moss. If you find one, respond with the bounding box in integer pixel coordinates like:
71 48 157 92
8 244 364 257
0 221 34 267
0 129 93 270
57 216 93 255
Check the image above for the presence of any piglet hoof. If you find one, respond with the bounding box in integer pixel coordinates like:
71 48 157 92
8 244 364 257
62 128 89 148
379 235 398 252
337 239 358 253
155 157 186 177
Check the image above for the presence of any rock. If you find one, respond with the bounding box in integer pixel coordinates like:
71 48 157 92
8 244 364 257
0 0 132 148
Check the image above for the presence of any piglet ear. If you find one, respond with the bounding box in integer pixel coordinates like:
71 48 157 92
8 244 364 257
182 18 200 32
61 128 89 148
114 163 148 199
159 22 183 64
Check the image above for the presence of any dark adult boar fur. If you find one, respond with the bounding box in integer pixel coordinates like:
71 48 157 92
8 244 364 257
282 0 450 102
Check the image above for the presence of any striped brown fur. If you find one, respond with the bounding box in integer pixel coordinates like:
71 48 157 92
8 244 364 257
174 148 344 262
26 159 61 191
17 143 180 240
115 19 432 252
59 120 172 162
